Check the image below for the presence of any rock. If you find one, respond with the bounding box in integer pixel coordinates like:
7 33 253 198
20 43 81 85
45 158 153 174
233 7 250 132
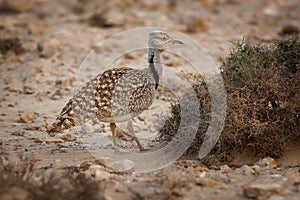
0 187 30 200
80 160 94 170
80 157 115 170
85 164 112 180
24 124 40 131
195 177 218 187
106 159 135 174
11 130 25 136
244 183 283 199
19 111 35 123
95 157 115 166
236 165 255 176
256 157 277 169
34 138 64 144
59 133 76 142
251 165 261 174
55 69 75 90
220 165 233 173
23 84 35 95
263 5 280 18
37 38 60 58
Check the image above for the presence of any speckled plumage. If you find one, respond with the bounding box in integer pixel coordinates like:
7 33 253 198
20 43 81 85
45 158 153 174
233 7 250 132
48 67 155 134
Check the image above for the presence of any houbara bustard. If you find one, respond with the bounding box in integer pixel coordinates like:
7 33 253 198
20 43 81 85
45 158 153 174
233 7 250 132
47 31 183 151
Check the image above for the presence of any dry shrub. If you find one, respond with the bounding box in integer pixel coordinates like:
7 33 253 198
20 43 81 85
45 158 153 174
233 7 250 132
160 36 299 162
159 74 211 156
219 36 299 160
0 152 102 200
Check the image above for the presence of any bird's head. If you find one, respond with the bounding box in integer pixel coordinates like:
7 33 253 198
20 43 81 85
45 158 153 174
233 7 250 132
148 31 183 51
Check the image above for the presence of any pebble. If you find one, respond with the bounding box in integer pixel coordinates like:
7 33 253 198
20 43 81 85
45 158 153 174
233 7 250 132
220 165 233 173
85 164 112 180
96 157 115 166
11 130 25 136
195 177 218 187
55 69 75 90
244 183 283 199
34 138 64 144
251 165 261 174
59 133 77 142
37 38 60 58
106 159 135 174
19 111 35 123
236 165 255 175
256 157 277 169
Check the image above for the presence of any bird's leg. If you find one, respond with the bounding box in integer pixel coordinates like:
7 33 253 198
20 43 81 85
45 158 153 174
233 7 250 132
127 120 146 151
109 122 119 152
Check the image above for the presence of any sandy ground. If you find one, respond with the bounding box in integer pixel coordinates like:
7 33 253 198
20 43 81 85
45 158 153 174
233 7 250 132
0 0 299 199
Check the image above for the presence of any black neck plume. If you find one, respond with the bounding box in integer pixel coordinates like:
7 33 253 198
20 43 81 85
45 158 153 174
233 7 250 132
149 53 160 90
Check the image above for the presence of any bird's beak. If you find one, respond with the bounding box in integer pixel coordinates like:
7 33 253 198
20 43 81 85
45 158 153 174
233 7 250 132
172 40 184 45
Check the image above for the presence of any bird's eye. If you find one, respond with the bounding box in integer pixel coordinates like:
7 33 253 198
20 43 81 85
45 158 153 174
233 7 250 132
161 37 167 41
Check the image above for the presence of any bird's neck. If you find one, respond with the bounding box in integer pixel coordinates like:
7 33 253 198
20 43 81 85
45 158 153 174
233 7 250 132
148 48 162 90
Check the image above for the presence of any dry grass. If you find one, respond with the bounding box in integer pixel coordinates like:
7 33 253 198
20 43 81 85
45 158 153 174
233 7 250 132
0 153 103 200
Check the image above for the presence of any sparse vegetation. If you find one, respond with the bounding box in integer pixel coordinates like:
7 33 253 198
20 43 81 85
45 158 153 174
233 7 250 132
0 153 103 200
161 36 300 162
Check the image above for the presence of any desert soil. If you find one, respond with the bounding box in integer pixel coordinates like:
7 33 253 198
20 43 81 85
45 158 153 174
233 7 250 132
0 0 299 199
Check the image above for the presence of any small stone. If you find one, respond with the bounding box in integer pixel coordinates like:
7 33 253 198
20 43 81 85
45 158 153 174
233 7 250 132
220 165 233 173
34 138 64 144
195 177 218 187
55 69 75 90
244 183 283 199
85 164 111 180
37 38 60 58
256 157 277 169
237 165 255 175
95 157 115 166
59 133 76 142
24 124 40 131
251 165 261 174
106 159 135 174
11 130 25 136
80 160 93 170
19 111 35 123
263 5 280 18
23 84 35 95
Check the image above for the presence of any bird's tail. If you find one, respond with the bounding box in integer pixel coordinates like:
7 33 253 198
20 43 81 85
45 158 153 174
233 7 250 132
47 101 76 136
47 118 63 136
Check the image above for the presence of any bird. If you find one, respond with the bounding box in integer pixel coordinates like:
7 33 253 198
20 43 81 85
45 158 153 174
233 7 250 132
47 31 183 151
